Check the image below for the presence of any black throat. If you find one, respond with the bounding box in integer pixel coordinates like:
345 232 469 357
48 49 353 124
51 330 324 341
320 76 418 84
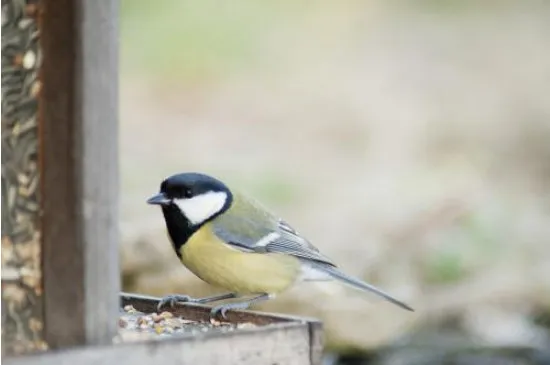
161 205 196 257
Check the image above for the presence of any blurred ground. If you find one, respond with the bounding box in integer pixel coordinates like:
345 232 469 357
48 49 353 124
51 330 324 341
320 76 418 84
120 0 550 360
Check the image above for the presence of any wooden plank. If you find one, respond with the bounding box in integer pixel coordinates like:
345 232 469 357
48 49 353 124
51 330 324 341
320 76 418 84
39 0 119 349
5 322 313 365
1 0 46 356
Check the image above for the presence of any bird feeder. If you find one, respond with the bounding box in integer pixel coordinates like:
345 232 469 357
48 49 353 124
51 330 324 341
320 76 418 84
1 1 323 364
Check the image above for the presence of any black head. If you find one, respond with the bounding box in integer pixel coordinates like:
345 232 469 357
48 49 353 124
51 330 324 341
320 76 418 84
147 172 233 251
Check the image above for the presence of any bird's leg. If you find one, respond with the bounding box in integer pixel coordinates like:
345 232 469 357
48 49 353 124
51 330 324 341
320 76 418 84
157 292 237 311
195 292 239 303
210 293 271 320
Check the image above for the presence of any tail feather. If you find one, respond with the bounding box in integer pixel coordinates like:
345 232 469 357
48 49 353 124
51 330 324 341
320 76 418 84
314 264 414 312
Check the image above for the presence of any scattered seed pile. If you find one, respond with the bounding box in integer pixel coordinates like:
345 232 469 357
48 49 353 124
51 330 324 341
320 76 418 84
118 305 256 341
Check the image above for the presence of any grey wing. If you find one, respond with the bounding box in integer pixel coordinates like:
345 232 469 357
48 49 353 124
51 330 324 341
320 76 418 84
211 210 336 267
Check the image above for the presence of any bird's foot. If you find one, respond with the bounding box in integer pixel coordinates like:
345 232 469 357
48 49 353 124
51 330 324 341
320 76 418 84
157 294 198 311
210 301 252 320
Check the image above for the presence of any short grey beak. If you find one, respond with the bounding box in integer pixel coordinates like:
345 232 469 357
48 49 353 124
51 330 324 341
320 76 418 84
147 193 170 205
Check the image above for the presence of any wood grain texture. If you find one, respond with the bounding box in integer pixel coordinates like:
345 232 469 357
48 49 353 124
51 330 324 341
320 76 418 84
40 0 119 349
307 321 324 365
1 0 46 356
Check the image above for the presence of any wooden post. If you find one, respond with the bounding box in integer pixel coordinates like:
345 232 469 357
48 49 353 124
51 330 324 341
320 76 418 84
1 0 120 355
40 0 120 349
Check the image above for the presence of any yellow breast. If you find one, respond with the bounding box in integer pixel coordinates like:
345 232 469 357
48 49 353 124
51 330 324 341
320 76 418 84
178 223 301 294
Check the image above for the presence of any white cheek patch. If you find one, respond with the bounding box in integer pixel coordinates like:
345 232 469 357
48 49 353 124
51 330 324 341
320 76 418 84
173 191 228 225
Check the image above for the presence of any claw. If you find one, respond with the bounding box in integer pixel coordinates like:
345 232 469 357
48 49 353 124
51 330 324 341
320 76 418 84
210 306 227 320
208 293 271 320
157 294 196 311
209 306 229 320
209 302 251 320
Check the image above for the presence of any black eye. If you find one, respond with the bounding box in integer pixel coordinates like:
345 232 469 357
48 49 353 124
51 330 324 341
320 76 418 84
164 183 193 199
181 187 193 198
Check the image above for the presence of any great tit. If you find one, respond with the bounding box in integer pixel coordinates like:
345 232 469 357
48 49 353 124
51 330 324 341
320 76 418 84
147 172 413 318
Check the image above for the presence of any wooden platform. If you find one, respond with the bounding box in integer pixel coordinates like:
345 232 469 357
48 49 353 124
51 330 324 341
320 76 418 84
5 293 323 365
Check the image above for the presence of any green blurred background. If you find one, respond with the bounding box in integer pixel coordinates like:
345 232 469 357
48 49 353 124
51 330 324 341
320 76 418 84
119 1 550 363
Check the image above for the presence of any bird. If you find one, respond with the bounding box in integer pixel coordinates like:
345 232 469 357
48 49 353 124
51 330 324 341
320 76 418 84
147 172 413 319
